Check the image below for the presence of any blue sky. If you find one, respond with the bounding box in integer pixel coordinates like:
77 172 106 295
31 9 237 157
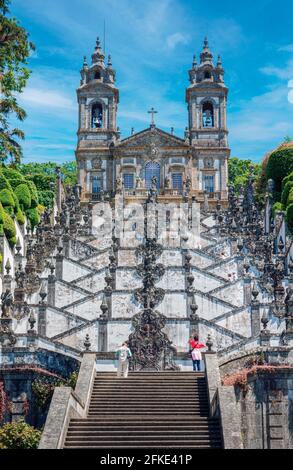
11 0 293 164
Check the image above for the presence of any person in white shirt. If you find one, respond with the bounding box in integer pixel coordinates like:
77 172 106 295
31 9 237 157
115 342 132 378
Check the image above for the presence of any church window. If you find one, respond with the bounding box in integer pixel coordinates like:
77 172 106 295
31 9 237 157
94 71 101 80
204 175 214 193
92 103 103 129
123 173 134 189
172 173 183 191
122 158 135 165
170 157 184 164
145 162 160 189
202 102 214 128
92 173 103 194
204 71 211 79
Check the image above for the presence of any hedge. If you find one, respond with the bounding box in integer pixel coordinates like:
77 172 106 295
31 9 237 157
1 167 24 182
26 181 39 208
286 203 293 233
266 147 293 192
282 171 293 191
0 419 41 449
272 202 284 216
8 177 26 190
29 173 56 192
26 207 40 228
281 181 293 206
0 189 16 208
38 190 55 208
0 173 12 192
2 211 16 244
14 184 31 210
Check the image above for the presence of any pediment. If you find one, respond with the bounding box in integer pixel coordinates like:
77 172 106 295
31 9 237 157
117 127 189 149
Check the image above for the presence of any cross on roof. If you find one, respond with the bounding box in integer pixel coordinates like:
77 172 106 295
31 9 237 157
148 107 158 127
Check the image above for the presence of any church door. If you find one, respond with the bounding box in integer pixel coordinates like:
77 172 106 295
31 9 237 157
145 162 160 189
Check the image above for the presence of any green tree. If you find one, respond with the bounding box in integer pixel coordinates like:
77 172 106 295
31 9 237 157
228 157 261 194
0 0 34 164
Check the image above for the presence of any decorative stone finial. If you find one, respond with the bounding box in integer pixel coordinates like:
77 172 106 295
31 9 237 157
217 54 222 67
84 334 91 351
100 295 109 319
206 334 213 352
39 282 47 303
5 259 11 276
28 309 36 332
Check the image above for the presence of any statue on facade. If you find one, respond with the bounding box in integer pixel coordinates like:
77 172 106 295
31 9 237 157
1 290 13 319
185 175 192 193
164 176 170 189
116 177 123 193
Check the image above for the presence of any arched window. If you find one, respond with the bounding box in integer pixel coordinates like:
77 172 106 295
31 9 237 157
94 71 101 80
204 71 211 80
202 102 214 128
92 103 103 129
145 162 160 189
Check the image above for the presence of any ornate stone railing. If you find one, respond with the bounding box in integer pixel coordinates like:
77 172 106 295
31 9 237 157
204 352 243 449
38 352 96 449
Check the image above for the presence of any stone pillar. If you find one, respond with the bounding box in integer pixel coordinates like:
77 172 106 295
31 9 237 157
38 301 47 336
47 274 56 307
251 301 261 337
55 254 63 281
243 277 251 306
98 318 108 352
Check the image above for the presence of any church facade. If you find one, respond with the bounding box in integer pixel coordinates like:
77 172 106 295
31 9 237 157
76 38 230 206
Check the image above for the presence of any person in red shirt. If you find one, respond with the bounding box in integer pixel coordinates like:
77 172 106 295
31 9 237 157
189 335 206 371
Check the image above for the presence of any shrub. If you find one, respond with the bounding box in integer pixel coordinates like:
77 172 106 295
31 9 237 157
1 167 24 182
32 371 79 412
0 189 15 208
281 180 293 206
266 146 293 193
286 203 293 233
26 181 39 208
38 190 55 208
3 211 16 244
14 184 31 210
15 207 25 225
287 188 293 207
0 173 12 191
282 171 293 191
272 202 284 216
0 419 41 449
8 177 26 190
29 173 56 192
25 208 40 228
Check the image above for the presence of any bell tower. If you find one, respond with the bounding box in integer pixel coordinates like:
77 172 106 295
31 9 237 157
76 38 119 201
186 38 230 201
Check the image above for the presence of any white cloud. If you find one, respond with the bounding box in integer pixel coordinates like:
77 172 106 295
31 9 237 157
166 33 189 50
260 58 293 80
21 87 75 110
279 44 293 53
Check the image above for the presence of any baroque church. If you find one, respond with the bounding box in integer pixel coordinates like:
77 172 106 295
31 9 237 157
1 36 293 450
76 37 229 206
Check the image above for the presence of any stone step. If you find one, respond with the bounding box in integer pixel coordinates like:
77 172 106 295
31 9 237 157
88 409 209 419
95 371 205 379
67 429 220 436
64 445 221 449
64 438 222 447
71 416 216 423
68 424 220 430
